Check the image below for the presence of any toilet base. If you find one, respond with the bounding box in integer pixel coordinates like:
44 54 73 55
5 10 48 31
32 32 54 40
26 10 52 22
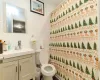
43 76 53 80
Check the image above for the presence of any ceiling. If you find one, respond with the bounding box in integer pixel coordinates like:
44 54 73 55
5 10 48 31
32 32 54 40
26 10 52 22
43 0 63 6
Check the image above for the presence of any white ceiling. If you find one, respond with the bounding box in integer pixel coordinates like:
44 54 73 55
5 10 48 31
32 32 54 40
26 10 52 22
43 0 62 6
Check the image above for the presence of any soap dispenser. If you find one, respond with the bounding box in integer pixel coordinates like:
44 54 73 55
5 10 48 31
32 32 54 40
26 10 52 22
31 35 36 43
31 35 36 49
8 41 11 50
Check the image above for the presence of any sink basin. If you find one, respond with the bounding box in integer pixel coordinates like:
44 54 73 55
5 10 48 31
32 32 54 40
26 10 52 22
3 48 35 59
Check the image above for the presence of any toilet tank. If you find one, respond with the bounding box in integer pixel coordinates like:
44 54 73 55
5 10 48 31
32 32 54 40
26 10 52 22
35 50 49 65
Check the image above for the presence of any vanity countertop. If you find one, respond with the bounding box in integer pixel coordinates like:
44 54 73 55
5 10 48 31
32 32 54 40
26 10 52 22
0 54 3 60
2 48 35 59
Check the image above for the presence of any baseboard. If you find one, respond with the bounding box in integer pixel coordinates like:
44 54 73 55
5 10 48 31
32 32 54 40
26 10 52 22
40 74 60 80
53 75 60 80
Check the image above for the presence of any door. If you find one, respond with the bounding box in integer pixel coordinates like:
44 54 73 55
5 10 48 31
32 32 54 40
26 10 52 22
1 61 18 80
19 57 35 80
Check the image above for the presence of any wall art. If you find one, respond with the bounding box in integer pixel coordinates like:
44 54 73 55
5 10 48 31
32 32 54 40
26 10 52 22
30 0 44 16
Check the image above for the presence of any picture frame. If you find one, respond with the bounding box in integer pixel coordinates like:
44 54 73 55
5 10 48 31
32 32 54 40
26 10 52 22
30 0 44 16
13 19 26 33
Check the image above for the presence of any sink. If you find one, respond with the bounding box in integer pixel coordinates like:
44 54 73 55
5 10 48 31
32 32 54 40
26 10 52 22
3 49 35 59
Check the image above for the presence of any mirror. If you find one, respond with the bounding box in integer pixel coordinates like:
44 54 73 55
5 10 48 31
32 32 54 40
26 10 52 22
4 3 26 33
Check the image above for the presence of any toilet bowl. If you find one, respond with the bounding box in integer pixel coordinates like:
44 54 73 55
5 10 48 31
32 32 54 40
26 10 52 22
41 64 56 80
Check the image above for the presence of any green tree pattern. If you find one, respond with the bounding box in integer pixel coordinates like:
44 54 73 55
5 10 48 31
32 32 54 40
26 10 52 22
80 0 83 5
78 42 80 49
89 18 94 25
71 24 74 29
67 42 70 47
91 68 95 80
85 66 90 75
77 63 80 70
93 42 97 50
83 20 87 26
72 6 74 10
49 0 98 79
95 16 98 24
68 25 71 30
66 60 69 65
70 60 72 66
84 0 88 3
80 65 84 72
82 42 86 49
74 42 77 48
76 3 79 8
75 23 78 28
63 12 65 16
71 42 73 48
66 10 68 14
73 62 76 68
79 21 82 27
87 42 92 50
69 8 71 12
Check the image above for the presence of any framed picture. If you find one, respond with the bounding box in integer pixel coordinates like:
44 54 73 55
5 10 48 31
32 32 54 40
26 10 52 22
13 19 26 33
30 0 44 16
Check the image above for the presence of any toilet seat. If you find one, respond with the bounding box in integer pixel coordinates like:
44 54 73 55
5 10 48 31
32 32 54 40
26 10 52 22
41 64 56 76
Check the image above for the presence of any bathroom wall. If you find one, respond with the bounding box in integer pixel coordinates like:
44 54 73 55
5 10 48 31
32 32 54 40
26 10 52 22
0 0 55 63
49 0 99 80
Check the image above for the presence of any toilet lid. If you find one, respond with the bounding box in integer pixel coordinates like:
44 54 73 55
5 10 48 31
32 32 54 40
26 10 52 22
39 50 49 65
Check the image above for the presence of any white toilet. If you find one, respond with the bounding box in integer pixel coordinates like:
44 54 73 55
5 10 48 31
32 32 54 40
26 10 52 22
41 64 56 80
35 50 56 80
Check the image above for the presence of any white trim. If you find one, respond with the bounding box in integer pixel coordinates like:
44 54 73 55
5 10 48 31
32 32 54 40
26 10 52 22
55 74 61 80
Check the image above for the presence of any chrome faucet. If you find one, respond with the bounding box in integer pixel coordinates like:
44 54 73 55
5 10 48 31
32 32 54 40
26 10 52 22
18 40 21 49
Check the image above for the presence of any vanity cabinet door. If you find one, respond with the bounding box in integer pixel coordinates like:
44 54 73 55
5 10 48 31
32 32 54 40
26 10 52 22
0 62 3 80
0 61 18 80
19 57 35 80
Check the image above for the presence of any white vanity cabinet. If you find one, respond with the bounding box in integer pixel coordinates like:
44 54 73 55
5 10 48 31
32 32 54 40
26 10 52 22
19 57 35 80
0 53 35 80
1 61 18 80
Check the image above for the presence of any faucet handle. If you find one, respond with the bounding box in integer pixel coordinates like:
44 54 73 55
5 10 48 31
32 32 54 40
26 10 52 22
18 40 21 49
18 41 21 46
